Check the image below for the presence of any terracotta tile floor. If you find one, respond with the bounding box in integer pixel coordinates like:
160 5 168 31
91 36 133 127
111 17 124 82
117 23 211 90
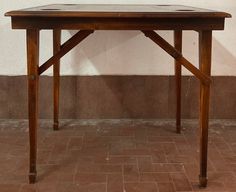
0 119 236 192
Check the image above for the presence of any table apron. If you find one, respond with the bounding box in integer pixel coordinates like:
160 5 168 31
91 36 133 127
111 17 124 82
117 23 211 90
11 17 225 30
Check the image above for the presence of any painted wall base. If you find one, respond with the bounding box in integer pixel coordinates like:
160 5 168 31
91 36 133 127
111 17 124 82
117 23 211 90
0 76 235 119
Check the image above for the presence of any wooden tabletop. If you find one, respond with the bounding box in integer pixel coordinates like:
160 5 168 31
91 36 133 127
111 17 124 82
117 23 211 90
5 4 231 18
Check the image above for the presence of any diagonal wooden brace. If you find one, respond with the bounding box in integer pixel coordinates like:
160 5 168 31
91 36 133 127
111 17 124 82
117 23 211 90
38 30 94 75
142 30 211 85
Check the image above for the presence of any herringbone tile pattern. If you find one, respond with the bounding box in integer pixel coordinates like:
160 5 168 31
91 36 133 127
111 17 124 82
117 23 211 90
0 119 235 192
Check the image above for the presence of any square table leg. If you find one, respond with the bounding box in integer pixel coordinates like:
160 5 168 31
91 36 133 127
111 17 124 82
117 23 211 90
53 30 61 131
174 30 182 134
198 30 212 187
27 29 40 183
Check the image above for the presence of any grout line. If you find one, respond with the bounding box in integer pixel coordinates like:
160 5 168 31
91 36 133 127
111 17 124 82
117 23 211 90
155 182 159 192
122 164 125 192
105 174 108 192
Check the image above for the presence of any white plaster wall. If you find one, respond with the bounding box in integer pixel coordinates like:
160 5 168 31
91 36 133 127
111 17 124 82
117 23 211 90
0 0 235 76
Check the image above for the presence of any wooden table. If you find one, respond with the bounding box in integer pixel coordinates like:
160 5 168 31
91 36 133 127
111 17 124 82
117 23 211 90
5 4 230 187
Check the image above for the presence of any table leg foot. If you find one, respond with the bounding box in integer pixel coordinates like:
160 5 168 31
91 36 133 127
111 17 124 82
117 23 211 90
53 122 59 131
199 175 207 188
29 172 37 184
176 125 181 134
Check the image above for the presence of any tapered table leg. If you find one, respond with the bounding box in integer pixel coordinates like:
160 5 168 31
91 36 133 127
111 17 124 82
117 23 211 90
27 29 40 183
174 30 182 134
53 30 61 130
198 30 212 187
